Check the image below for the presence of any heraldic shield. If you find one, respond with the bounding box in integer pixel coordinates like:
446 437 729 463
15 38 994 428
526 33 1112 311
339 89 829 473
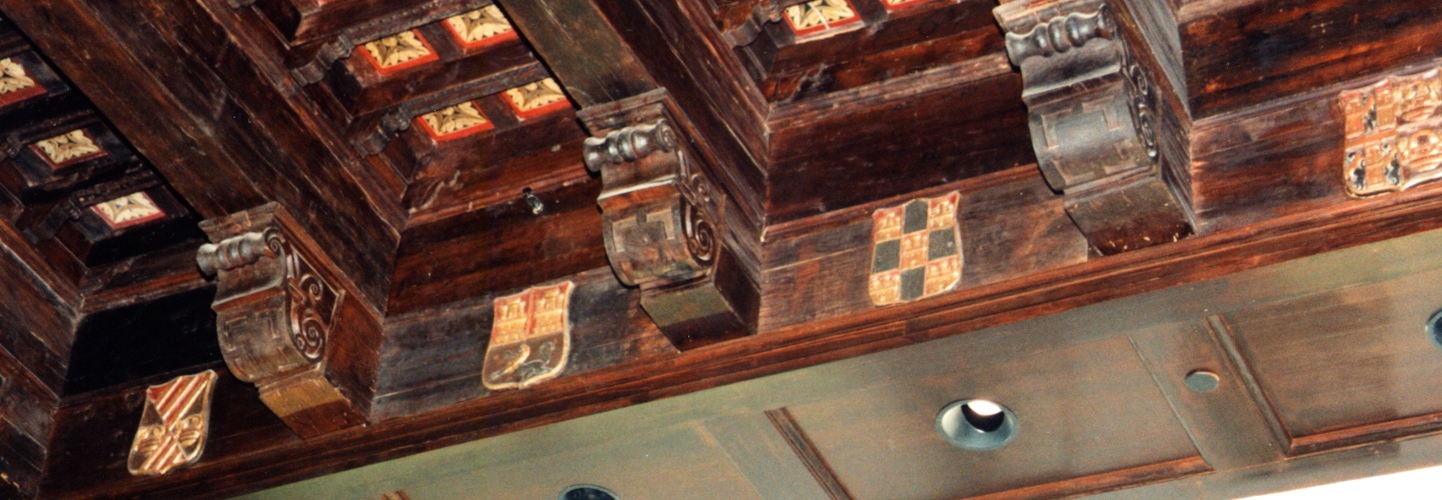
483 281 574 391
868 192 962 306
127 369 218 476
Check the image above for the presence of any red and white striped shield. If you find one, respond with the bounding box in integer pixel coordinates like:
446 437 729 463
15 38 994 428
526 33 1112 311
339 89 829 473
127 370 218 476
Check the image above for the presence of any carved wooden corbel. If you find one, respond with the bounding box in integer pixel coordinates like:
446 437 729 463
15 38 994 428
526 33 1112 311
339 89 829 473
196 203 379 438
581 91 759 350
996 0 1193 254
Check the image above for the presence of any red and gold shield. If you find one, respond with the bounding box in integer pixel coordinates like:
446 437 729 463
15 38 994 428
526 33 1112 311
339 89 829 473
868 192 962 306
483 281 574 390
127 370 218 476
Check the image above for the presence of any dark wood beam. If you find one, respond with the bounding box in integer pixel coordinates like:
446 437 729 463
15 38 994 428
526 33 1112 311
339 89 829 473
0 0 400 310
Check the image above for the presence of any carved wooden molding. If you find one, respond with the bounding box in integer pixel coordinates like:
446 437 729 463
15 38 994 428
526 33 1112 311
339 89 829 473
1341 68 1442 197
581 91 758 350
996 0 1192 254
196 203 377 438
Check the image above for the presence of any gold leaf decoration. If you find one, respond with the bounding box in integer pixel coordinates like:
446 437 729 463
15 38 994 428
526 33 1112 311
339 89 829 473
418 101 491 138
92 192 165 229
34 129 103 165
504 78 567 116
444 5 515 47
362 30 436 70
0 57 37 95
784 0 859 35
127 371 217 476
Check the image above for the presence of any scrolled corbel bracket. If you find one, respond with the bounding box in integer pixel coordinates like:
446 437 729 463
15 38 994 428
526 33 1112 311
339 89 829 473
195 203 376 438
996 0 1193 255
579 91 758 350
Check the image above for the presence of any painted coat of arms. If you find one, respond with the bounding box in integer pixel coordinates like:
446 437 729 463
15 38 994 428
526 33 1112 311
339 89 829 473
127 370 218 476
868 192 962 306
483 281 574 390
1341 68 1442 196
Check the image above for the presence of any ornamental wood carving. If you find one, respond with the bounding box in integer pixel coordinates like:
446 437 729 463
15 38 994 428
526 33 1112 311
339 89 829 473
128 370 217 476
996 0 1192 254
582 91 758 350
196 203 377 438
1341 68 1442 197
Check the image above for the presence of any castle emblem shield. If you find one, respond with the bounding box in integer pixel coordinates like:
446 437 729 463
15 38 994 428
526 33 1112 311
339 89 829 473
127 370 218 476
868 192 962 306
483 281 574 390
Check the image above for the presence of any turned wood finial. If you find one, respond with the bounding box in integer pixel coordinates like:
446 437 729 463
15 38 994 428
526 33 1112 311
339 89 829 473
582 119 677 172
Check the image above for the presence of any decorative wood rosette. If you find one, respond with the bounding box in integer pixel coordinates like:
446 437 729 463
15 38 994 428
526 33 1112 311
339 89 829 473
868 192 962 306
504 78 570 119
1341 68 1442 197
31 129 105 169
483 281 573 390
196 203 378 438
92 191 166 229
359 30 438 73
415 101 493 141
996 0 1193 255
0 56 46 107
128 370 217 476
443 5 518 50
582 91 759 350
783 0 861 37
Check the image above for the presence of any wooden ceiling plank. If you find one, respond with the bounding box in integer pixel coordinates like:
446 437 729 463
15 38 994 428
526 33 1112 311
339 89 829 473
1181 0 1442 119
0 0 268 220
3 0 404 310
492 0 658 109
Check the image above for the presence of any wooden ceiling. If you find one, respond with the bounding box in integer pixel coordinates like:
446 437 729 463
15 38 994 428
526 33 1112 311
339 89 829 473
0 0 1440 498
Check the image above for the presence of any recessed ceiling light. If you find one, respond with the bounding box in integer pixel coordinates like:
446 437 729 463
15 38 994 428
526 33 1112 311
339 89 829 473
560 485 619 500
1426 309 1442 348
936 399 1017 450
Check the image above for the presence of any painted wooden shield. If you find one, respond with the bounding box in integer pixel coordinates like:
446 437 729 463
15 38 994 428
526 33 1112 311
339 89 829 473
127 370 218 476
483 281 574 390
868 192 962 306
1341 69 1442 197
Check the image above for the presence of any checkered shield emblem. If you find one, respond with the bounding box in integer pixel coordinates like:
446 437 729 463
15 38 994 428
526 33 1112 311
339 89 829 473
127 370 218 476
483 281 574 390
868 192 962 305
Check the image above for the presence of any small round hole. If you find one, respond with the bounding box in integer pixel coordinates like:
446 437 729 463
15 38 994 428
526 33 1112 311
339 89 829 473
937 399 1017 450
1184 370 1220 392
1427 309 1442 348
560 485 619 500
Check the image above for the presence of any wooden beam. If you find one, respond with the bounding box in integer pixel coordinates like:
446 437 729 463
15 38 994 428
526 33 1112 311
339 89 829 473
0 0 401 309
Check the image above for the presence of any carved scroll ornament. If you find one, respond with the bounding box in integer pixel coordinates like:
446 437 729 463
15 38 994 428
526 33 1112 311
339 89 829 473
196 204 366 438
1341 68 1442 197
583 100 757 349
198 227 342 375
588 119 721 290
996 0 1190 254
